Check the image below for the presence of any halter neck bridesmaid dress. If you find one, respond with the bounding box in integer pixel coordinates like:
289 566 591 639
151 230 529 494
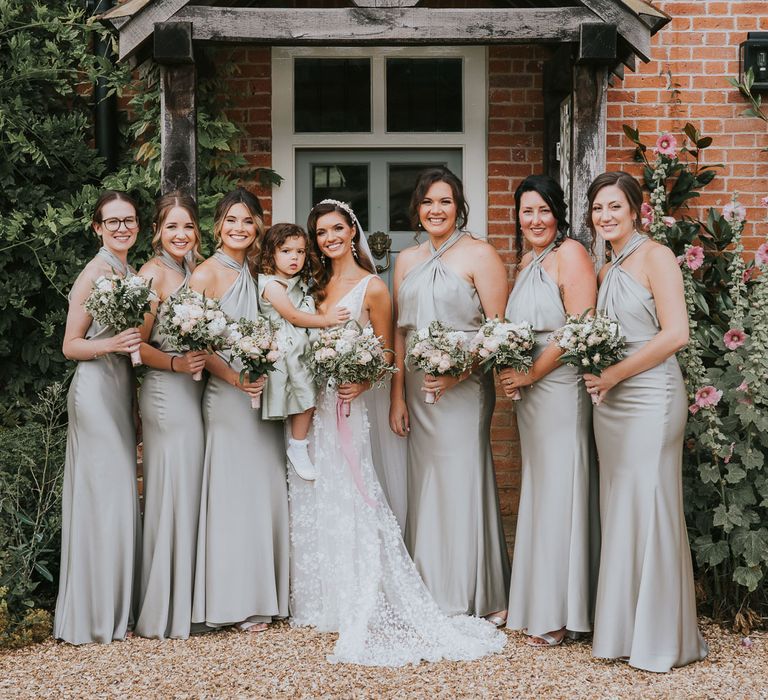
504 242 599 638
54 247 141 644
397 231 510 617
591 232 707 672
135 252 205 639
191 251 289 629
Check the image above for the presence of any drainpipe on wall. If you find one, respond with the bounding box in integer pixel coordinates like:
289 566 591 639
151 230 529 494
87 0 118 172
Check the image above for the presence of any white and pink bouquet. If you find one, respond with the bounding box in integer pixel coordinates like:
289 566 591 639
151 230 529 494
470 318 535 401
551 311 626 404
309 321 396 416
227 316 283 409
84 273 157 366
406 320 473 404
156 288 231 380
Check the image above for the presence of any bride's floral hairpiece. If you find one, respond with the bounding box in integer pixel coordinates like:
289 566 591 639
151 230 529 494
317 198 359 231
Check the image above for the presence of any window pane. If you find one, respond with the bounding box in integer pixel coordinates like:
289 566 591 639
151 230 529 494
295 59 371 132
386 59 462 133
311 164 369 230
388 162 444 231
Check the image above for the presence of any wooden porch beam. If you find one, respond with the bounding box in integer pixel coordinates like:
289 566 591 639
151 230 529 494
569 64 609 263
171 6 599 45
578 0 651 62
159 61 197 197
117 0 189 61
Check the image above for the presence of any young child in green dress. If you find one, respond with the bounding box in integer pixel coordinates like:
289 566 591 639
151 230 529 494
258 223 350 480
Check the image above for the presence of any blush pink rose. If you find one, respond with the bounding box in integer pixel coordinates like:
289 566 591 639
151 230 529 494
684 245 705 271
723 328 747 350
653 132 678 157
694 385 723 409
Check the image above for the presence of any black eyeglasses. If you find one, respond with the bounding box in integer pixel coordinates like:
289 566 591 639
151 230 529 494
101 217 138 232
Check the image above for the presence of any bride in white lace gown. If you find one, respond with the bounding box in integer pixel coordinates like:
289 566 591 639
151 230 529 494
288 200 506 667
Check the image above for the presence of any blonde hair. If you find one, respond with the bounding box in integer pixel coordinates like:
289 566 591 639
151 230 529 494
151 192 202 260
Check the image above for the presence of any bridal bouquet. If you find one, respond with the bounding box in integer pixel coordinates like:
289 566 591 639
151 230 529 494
227 316 283 409
156 288 231 380
406 320 473 404
309 321 396 416
469 318 536 400
84 273 157 366
550 311 626 404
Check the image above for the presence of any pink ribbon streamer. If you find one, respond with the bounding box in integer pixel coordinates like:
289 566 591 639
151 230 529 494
336 398 377 508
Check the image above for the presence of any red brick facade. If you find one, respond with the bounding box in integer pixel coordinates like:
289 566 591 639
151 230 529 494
212 1 767 517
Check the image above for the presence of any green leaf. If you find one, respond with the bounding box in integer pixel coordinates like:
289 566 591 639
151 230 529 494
733 565 763 592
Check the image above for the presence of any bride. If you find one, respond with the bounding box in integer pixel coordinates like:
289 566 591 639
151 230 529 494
287 199 506 666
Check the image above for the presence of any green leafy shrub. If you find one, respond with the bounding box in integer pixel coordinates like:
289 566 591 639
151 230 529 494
0 383 67 648
624 123 768 630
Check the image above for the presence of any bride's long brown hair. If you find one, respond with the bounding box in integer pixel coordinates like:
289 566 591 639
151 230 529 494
306 201 375 302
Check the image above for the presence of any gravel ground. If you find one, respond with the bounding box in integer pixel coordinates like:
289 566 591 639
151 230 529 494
0 621 765 699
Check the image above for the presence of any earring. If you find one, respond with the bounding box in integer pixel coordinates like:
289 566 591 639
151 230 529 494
352 240 358 259
320 253 327 264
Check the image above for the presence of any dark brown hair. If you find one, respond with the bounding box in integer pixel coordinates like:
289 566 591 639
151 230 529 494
91 190 139 230
306 201 376 302
408 167 469 232
151 192 202 260
586 171 644 235
514 175 577 263
258 222 322 286
212 188 265 273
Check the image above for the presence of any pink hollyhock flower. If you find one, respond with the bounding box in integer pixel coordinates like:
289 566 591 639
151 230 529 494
723 202 747 222
743 267 756 283
756 243 768 267
653 132 678 157
695 385 723 408
723 328 747 350
737 381 749 392
688 403 700 415
662 216 676 228
684 246 705 271
641 202 653 229
761 196 768 207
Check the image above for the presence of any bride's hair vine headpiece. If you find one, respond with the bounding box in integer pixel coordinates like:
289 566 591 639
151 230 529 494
313 198 375 272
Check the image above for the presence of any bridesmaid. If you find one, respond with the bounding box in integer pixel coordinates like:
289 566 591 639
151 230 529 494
55 191 142 644
390 167 511 621
134 193 208 639
190 188 289 632
500 175 599 646
583 171 707 672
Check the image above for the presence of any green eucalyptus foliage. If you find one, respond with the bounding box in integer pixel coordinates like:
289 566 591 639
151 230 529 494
625 123 768 629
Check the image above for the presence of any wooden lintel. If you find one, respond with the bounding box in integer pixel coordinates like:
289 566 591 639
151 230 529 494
578 0 651 62
160 63 197 197
570 64 609 263
171 6 597 45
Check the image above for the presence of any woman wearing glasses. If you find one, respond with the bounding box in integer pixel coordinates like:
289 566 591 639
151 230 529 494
54 191 143 645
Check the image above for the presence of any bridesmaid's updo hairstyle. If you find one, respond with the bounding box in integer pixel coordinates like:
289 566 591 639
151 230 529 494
306 200 376 302
408 167 469 232
212 187 264 270
151 192 202 260
586 171 644 235
259 222 322 286
91 190 139 233
513 175 572 263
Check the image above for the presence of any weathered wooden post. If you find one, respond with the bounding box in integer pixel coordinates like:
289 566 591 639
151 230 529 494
154 21 197 197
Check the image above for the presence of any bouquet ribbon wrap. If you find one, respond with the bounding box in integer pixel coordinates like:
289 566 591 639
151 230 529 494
336 398 377 508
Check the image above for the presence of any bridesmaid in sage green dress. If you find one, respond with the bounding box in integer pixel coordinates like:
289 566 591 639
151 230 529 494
190 189 289 633
583 172 707 672
391 168 511 621
55 191 143 644
134 194 208 639
501 175 599 647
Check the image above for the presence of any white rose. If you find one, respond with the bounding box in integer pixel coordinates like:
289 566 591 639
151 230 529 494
359 350 372 364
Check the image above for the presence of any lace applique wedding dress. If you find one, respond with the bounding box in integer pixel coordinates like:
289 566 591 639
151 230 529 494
288 275 506 666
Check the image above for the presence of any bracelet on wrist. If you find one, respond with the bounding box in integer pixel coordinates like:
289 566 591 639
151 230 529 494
170 356 177 372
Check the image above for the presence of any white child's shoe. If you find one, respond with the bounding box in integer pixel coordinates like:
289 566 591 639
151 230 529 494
287 438 317 481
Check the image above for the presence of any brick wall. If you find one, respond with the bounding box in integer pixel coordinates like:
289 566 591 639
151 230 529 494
607 0 768 247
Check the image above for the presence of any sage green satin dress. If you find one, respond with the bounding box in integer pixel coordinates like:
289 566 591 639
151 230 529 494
504 242 599 637
54 247 141 645
257 274 317 420
398 231 510 617
591 232 707 672
191 252 289 628
135 253 205 639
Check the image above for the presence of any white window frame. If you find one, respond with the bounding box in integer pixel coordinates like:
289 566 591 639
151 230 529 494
271 46 488 238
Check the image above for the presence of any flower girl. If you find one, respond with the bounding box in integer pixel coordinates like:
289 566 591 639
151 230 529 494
258 222 350 479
